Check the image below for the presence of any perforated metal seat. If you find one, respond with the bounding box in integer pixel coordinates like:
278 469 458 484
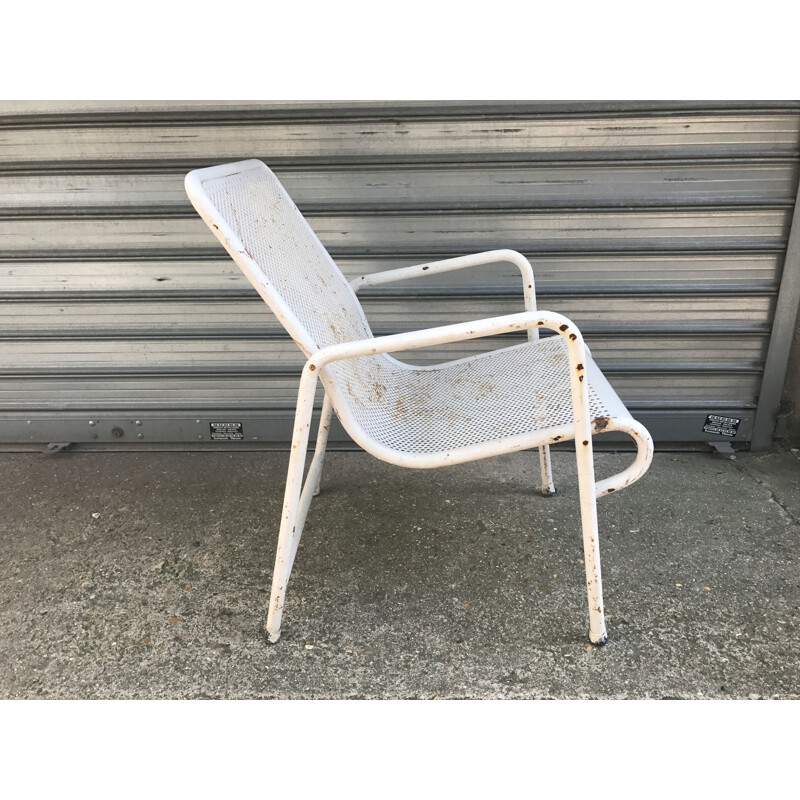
327 336 625 463
185 159 654 647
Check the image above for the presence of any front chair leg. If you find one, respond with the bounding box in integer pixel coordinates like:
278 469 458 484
575 436 607 645
285 396 334 578
539 445 556 496
266 366 318 643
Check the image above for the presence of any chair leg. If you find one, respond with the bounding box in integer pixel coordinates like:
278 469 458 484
265 439 307 643
265 368 317 644
539 445 556 496
284 397 333 577
311 394 333 497
575 438 607 645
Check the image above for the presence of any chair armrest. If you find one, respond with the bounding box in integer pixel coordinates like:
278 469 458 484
308 309 581 370
349 249 537 315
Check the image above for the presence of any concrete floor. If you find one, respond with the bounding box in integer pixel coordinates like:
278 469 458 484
0 447 798 699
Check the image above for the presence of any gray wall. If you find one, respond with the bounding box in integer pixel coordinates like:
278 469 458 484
1 101 799 449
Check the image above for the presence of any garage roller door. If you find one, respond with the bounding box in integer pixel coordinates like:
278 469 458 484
1 101 798 449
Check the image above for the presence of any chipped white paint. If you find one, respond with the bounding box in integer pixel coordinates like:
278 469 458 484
185 160 654 646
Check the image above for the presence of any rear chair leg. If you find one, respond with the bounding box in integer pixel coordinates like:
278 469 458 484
575 436 607 645
539 445 556 496
311 394 333 496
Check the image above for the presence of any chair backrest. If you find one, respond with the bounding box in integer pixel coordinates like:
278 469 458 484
185 160 373 357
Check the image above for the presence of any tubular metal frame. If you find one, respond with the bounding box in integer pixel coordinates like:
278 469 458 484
269 301 653 646
184 160 654 648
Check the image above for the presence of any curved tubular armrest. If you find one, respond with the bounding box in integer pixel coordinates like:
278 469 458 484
350 250 538 334
593 418 654 499
308 309 583 371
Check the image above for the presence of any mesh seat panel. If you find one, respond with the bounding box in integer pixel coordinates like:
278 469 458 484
200 165 372 355
324 335 616 456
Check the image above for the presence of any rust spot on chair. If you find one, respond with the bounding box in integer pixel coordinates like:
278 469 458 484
592 415 611 432
569 333 577 341
559 324 569 331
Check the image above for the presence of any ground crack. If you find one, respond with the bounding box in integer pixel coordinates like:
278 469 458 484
732 462 800 527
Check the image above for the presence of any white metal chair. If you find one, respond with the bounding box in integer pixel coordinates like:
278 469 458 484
185 159 654 646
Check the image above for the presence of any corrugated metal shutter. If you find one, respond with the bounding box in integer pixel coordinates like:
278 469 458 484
1 101 798 448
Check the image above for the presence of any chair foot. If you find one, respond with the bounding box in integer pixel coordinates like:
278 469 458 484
589 629 608 646
539 445 555 496
265 620 282 644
